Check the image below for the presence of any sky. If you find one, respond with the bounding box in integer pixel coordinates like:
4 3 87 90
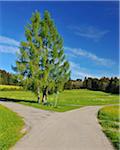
0 1 119 79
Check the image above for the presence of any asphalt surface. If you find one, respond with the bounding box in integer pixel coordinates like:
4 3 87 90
1 102 114 150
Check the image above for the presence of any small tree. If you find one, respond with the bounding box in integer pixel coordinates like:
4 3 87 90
13 10 70 104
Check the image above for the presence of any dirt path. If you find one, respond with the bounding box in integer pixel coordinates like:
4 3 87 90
1 102 114 150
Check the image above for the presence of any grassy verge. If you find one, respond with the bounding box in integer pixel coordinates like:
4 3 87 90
98 105 120 149
0 104 24 150
0 85 23 91
0 89 119 112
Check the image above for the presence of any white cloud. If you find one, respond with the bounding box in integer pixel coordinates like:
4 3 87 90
0 45 19 54
64 46 115 66
0 36 20 54
69 61 118 79
68 25 109 41
0 36 20 47
69 61 98 79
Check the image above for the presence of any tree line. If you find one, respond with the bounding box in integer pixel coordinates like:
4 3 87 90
0 69 119 94
64 77 119 94
0 69 16 85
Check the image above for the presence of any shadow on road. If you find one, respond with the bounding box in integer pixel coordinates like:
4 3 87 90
0 98 37 104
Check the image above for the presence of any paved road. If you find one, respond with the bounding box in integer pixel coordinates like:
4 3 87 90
1 102 114 150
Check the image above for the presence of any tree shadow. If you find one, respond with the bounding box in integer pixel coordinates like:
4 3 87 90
0 97 37 104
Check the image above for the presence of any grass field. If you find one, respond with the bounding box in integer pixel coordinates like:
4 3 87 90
98 105 120 149
0 89 119 112
0 85 23 91
0 104 24 150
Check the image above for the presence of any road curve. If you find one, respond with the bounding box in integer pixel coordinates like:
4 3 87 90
1 102 114 150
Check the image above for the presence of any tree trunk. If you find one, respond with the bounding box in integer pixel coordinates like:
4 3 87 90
54 94 58 107
54 91 59 107
37 87 40 104
42 94 46 103
42 87 47 104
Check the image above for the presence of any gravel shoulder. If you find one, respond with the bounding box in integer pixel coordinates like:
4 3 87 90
0 102 114 150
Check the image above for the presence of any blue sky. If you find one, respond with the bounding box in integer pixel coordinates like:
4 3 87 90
0 1 119 79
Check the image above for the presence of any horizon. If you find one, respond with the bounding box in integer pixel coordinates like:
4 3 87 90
0 68 119 81
0 1 119 79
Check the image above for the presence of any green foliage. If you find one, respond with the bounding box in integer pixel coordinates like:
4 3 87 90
64 80 83 90
65 77 119 94
0 89 119 112
99 120 119 129
98 105 120 149
0 69 18 85
13 10 70 102
0 105 24 150
106 77 119 94
83 77 119 94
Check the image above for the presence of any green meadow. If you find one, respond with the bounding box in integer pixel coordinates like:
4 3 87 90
0 89 119 112
0 104 24 150
98 105 120 149
0 85 23 91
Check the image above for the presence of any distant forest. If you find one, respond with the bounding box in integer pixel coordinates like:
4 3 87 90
0 69 119 94
65 77 119 94
0 69 16 85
